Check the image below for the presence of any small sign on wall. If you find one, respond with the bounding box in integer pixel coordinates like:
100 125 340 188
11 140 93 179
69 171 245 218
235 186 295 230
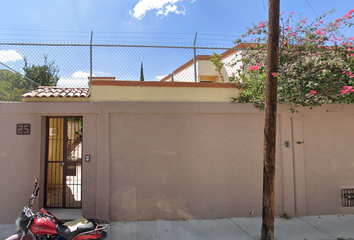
50 128 57 136
16 124 31 135
66 162 77 176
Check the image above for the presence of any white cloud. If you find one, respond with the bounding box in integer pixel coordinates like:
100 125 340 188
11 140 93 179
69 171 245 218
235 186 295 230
57 71 96 88
155 74 167 80
72 71 95 79
130 0 188 19
0 50 22 63
157 4 186 17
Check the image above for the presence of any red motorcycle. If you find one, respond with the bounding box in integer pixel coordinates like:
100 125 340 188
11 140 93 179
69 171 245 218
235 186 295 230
5 178 108 240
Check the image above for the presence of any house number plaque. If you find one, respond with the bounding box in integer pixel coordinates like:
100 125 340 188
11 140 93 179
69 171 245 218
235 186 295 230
16 124 31 135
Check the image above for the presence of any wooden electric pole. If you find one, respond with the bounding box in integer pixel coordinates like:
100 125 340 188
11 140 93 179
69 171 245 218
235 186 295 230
260 0 280 240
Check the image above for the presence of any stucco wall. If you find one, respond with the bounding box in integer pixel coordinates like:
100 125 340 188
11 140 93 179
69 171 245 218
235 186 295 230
89 81 241 103
302 113 354 215
0 110 42 222
0 102 354 223
108 112 284 221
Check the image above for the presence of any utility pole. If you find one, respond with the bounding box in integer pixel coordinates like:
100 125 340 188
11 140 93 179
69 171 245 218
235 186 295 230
260 0 280 240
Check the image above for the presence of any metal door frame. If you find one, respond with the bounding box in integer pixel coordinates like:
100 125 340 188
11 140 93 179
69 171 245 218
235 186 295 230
44 116 83 208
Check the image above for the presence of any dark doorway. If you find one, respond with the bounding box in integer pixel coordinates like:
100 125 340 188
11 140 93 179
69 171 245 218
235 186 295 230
45 117 82 208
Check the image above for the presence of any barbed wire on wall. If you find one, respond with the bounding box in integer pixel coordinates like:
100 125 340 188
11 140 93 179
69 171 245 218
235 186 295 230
0 28 241 48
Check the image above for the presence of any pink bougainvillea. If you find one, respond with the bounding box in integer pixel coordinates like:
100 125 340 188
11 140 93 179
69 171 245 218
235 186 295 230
340 86 354 95
249 66 259 71
229 8 354 111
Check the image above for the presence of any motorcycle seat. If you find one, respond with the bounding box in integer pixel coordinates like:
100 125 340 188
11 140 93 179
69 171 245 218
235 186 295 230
56 218 95 239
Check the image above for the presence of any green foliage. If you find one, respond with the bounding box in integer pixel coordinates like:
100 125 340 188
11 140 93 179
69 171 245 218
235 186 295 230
140 62 144 81
23 55 59 86
232 72 267 110
210 52 224 82
230 9 354 112
68 117 83 135
0 70 29 101
0 54 59 101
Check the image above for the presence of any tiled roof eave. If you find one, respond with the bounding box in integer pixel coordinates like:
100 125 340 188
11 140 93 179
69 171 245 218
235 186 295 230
22 87 90 98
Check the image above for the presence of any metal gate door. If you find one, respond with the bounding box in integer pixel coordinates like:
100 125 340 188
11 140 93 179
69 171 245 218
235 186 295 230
45 117 82 208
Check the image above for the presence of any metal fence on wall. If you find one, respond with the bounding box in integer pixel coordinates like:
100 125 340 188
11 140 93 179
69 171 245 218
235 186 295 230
0 42 246 102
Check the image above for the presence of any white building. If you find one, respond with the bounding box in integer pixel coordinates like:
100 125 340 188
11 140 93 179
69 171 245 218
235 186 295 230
161 43 249 83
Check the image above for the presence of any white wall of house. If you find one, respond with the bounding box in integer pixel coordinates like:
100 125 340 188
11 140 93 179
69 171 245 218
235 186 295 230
222 51 243 82
174 64 195 82
162 51 243 83
163 64 195 82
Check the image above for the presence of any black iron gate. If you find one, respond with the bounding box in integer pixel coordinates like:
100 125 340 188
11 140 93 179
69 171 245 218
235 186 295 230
45 117 83 208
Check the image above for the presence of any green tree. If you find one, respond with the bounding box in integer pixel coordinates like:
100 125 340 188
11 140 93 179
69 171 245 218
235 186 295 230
210 52 224 82
0 70 29 101
23 55 59 86
140 62 144 81
231 9 354 112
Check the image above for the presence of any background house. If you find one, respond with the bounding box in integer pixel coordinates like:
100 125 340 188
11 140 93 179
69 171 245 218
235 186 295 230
160 43 249 83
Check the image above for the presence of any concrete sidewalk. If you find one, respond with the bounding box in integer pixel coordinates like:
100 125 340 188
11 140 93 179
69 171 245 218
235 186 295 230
1 214 354 240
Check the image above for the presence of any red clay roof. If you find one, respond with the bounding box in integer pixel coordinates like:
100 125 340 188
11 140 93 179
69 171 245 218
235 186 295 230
160 43 251 82
22 87 90 98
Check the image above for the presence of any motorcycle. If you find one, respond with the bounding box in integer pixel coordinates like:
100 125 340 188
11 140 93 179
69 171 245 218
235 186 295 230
5 178 108 240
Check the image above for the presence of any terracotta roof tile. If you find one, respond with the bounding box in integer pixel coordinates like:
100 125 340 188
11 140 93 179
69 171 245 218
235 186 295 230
22 87 90 98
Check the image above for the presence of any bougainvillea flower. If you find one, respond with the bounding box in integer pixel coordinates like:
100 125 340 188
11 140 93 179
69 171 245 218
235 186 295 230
310 90 317 95
340 86 354 95
249 66 259 71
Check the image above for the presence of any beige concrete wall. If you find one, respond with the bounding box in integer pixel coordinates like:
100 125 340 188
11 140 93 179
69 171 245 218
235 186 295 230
0 112 42 222
1 102 354 223
90 85 241 103
301 113 354 215
108 112 277 221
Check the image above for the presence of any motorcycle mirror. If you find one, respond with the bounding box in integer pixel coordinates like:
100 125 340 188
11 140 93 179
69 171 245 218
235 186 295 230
34 178 38 187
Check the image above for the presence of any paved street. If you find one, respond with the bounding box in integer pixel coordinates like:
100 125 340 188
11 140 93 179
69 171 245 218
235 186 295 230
1 214 354 240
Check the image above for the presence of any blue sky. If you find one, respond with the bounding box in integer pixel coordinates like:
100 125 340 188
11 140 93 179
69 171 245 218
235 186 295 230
0 0 353 86
1 0 353 45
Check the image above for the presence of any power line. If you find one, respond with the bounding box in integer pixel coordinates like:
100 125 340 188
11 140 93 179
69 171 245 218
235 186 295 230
304 0 318 17
0 33 90 38
198 33 242 38
0 38 236 46
0 34 237 42
0 28 240 38
0 28 90 33
94 31 195 35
